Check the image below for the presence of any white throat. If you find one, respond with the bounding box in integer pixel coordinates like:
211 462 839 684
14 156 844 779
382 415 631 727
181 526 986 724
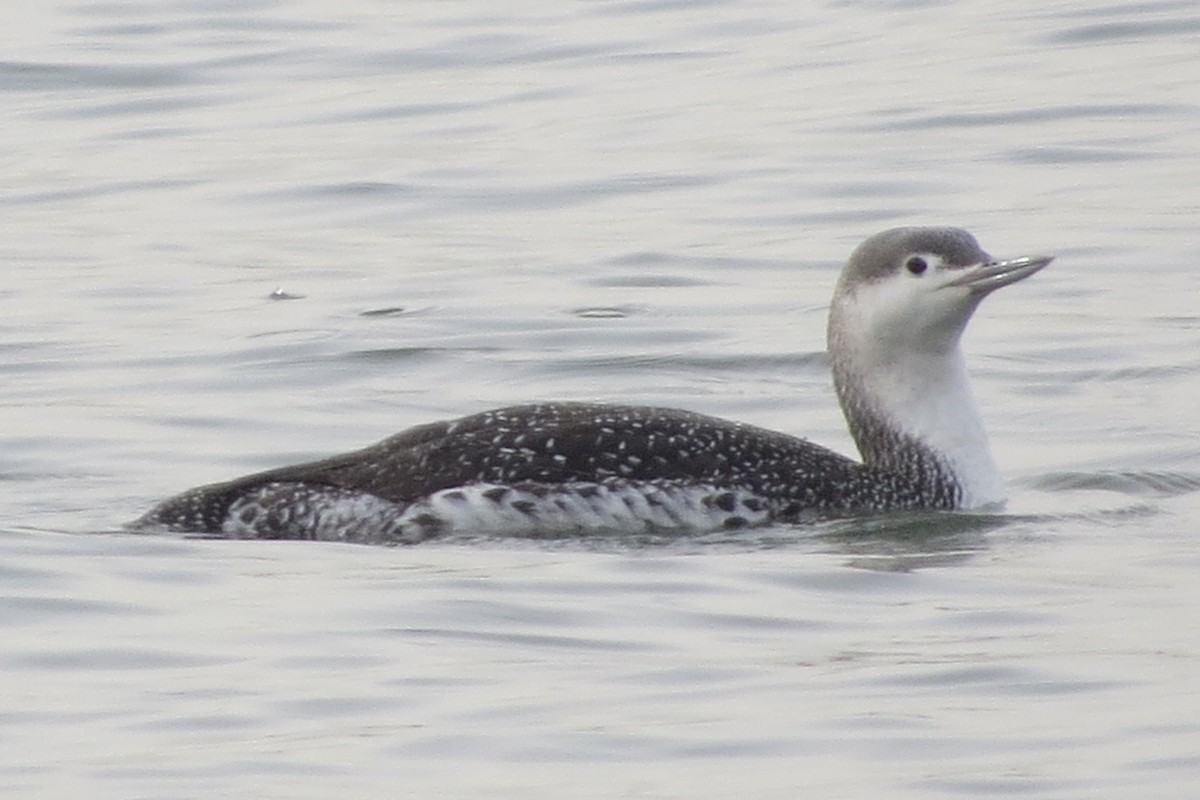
850 346 1003 508
829 287 1005 509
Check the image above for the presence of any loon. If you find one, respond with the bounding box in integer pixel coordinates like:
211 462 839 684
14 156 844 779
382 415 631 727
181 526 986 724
135 227 1051 544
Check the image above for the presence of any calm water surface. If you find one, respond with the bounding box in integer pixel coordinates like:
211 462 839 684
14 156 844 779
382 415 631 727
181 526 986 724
3 0 1200 797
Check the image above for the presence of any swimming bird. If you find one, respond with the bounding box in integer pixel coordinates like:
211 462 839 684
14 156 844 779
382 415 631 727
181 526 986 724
135 227 1051 544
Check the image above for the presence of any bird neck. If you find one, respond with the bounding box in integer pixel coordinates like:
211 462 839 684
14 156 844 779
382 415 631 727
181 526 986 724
829 338 1003 510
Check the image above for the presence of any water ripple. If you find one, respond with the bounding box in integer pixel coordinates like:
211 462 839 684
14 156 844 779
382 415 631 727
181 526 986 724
1034 470 1200 497
0 60 195 91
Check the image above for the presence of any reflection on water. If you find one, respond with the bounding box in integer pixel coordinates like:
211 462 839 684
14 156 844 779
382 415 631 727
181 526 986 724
813 512 1006 572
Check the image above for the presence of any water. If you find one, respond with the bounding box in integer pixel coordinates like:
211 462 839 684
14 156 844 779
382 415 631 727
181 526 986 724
3 0 1200 796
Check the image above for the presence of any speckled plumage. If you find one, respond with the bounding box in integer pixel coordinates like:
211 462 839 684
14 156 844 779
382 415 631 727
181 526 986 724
134 227 1051 543
136 402 950 543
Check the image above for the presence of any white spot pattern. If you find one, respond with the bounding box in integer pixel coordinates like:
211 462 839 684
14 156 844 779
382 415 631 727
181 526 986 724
132 402 939 543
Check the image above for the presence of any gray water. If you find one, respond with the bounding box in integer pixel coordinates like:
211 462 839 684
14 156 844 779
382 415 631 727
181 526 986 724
4 0 1200 797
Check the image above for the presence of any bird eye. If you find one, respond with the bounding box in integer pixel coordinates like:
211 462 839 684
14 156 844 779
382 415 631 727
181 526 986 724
905 256 928 275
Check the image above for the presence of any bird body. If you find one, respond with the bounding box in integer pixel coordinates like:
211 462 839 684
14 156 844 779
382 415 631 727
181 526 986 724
135 227 1051 543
